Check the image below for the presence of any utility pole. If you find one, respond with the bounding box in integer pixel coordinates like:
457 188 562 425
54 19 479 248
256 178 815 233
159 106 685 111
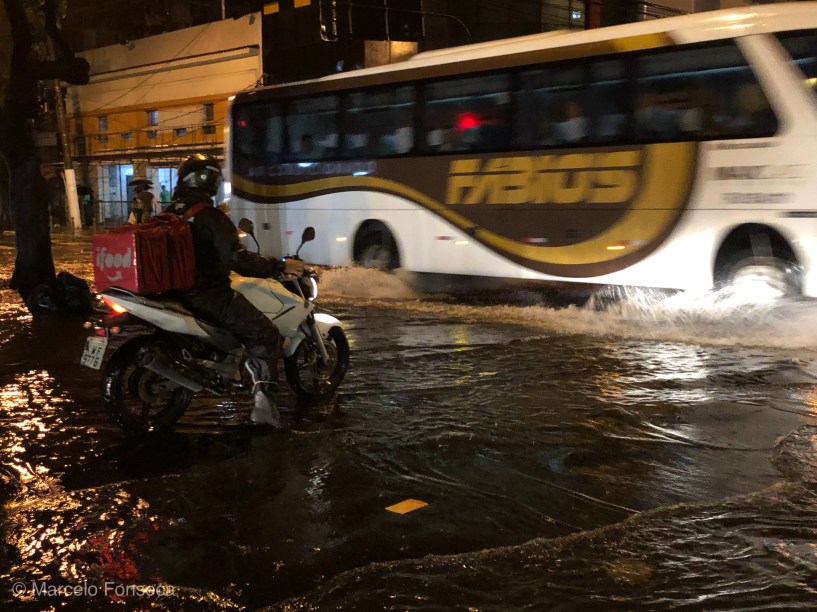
48 38 82 232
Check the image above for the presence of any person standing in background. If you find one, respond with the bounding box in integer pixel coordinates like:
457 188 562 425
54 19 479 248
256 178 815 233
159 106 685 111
132 186 156 222
160 184 171 209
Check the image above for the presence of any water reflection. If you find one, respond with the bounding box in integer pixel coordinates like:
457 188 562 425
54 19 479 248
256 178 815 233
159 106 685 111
1 370 67 499
3 237 817 608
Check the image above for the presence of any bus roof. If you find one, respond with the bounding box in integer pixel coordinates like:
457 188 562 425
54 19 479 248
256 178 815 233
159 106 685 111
237 2 817 99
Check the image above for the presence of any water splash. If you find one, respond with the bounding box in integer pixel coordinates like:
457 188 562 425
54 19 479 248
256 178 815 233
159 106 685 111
318 266 417 299
318 267 817 350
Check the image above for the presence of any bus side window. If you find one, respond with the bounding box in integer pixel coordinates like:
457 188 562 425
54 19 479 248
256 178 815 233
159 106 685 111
233 103 284 166
344 86 415 158
518 65 588 148
636 42 776 141
263 106 284 163
589 59 628 144
425 74 512 153
286 95 339 161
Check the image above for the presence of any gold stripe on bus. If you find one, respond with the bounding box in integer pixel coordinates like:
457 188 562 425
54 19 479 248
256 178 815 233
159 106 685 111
475 142 694 265
232 142 695 266
263 2 279 15
232 173 479 236
611 33 674 53
294 0 311 7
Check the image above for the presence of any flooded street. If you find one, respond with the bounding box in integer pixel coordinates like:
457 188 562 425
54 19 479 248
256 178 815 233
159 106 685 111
2 231 817 610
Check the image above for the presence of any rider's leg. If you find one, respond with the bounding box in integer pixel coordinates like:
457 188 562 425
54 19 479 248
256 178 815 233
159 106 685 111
183 288 283 426
244 352 281 427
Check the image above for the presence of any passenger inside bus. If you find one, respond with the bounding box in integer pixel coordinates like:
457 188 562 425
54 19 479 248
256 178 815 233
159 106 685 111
392 120 414 154
427 123 459 151
552 100 589 144
598 100 627 142
678 86 727 137
299 134 316 157
635 90 678 139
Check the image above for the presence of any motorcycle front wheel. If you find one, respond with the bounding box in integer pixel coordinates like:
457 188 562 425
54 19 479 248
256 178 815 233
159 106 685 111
102 336 193 434
285 326 349 399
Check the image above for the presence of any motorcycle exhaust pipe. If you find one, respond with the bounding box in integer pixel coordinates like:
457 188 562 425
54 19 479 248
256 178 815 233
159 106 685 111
138 349 206 392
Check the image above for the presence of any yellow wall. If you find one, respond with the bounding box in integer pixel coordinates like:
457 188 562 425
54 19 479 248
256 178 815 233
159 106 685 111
66 13 262 161
73 97 229 157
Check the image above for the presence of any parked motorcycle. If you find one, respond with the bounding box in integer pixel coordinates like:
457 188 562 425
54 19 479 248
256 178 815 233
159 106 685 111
80 225 349 434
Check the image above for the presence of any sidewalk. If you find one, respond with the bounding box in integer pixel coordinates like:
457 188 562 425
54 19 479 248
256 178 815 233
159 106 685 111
0 226 96 245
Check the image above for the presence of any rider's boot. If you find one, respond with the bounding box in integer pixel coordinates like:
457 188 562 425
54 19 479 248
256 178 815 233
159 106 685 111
251 383 282 428
246 358 282 428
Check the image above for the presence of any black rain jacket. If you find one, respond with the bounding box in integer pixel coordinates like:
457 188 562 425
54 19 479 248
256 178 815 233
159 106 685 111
181 201 285 292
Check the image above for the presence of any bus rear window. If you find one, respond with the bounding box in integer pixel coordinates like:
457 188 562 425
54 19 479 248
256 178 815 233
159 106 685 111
776 30 817 97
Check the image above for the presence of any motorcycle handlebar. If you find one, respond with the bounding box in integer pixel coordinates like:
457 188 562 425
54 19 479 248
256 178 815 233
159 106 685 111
278 268 318 279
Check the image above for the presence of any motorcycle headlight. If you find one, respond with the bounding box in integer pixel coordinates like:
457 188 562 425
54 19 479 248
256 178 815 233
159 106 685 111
308 276 318 301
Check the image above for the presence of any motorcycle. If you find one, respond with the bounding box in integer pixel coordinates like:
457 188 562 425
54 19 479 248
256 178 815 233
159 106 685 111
80 224 349 434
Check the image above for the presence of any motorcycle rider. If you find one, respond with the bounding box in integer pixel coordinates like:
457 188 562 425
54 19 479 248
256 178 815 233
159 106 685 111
170 153 304 427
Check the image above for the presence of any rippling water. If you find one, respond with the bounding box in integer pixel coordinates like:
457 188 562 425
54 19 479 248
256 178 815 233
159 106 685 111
2 233 817 610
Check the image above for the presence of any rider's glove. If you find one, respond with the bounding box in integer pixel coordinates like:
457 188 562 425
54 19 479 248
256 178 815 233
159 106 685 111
283 258 306 277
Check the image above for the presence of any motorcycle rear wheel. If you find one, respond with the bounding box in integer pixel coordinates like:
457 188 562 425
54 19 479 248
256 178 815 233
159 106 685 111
102 337 193 434
285 327 349 399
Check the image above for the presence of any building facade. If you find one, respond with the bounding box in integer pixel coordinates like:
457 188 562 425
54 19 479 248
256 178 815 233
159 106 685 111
65 13 263 225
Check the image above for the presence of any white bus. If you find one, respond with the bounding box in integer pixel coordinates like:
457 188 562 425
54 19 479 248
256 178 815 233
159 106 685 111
227 3 817 299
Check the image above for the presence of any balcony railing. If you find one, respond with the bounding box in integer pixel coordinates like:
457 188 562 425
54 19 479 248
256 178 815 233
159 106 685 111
76 122 223 158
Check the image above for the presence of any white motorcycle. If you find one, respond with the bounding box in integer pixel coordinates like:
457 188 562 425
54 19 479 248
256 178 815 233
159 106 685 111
80 225 349 434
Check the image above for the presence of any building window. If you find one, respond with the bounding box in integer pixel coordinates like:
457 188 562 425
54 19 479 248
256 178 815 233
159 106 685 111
203 103 214 122
147 109 158 126
174 127 187 137
98 115 108 131
147 130 158 139
97 134 108 143
122 131 132 141
202 124 216 135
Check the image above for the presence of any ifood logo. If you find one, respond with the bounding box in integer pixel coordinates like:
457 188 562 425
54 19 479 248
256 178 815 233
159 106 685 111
95 246 132 282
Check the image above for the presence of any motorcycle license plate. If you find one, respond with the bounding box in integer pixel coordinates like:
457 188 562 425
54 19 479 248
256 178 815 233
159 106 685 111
80 335 108 370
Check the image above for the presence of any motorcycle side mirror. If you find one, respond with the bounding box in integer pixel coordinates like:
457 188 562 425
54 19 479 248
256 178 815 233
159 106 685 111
295 226 316 259
238 218 260 253
238 218 255 235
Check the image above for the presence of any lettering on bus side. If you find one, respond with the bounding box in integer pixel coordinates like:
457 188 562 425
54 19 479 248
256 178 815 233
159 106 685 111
445 151 642 206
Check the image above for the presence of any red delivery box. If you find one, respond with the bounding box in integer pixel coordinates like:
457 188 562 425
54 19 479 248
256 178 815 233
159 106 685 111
92 214 196 295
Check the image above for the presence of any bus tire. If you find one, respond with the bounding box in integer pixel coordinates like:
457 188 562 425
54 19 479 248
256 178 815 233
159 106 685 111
718 249 800 297
356 226 400 271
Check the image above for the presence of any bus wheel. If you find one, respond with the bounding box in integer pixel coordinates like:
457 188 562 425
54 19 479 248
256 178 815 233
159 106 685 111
720 251 800 299
356 227 399 270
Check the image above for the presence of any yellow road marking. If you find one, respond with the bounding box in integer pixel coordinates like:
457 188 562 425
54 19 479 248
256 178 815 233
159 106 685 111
386 499 428 514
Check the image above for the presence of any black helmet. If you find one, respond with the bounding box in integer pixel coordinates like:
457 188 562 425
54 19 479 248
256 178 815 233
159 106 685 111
176 154 223 197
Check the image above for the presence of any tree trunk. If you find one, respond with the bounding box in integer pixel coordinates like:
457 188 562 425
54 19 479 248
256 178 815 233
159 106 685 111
1 0 55 303
8 156 56 300
1 0 88 308
0 154 11 231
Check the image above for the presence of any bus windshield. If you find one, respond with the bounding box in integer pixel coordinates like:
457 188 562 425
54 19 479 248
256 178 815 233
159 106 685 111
776 30 817 99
